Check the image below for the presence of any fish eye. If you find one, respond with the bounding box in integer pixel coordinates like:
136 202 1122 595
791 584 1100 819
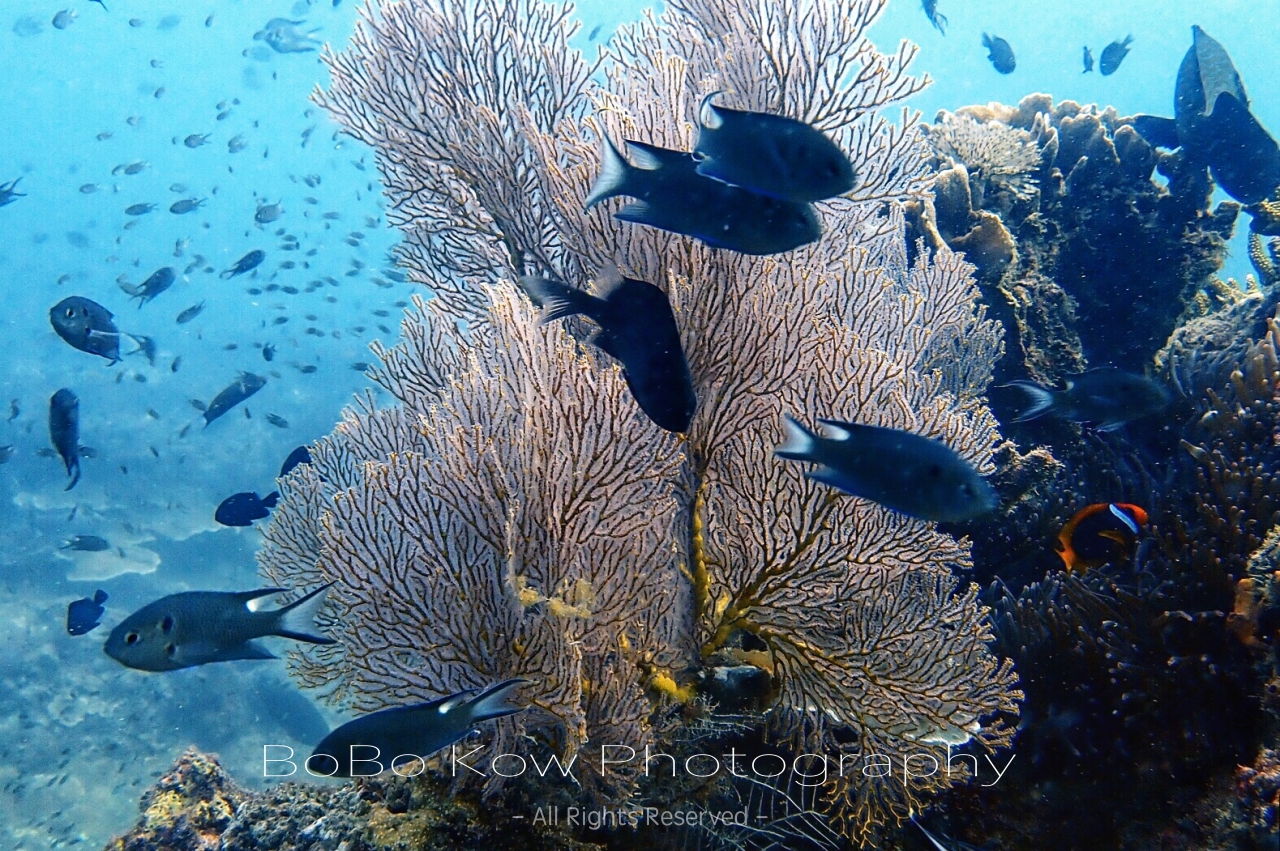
165 643 177 658
64 307 74 318
125 632 139 645
160 615 174 633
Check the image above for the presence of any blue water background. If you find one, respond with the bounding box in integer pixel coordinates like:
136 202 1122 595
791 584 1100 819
0 0 1274 847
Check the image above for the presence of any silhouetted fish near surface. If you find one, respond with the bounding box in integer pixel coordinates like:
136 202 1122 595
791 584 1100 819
1082 46 1094 73
1131 26 1280 206
520 266 697 432
221 249 265 278
309 679 529 778
774 415 997 522
49 389 81 490
921 0 946 36
50 296 122 363
280 445 312 477
0 178 25 207
175 301 205 324
1002 367 1169 431
1056 503 1148 573
67 590 108 636
982 33 1015 74
1099 35 1133 75
203 372 266 425
215 491 279 526
693 93 855 203
61 535 110 552
586 136 821 255
104 585 335 671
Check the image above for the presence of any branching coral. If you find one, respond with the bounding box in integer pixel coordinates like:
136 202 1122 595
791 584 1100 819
926 111 1041 204
265 0 1022 842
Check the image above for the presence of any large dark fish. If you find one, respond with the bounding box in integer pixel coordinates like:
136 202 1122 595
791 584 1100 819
585 136 821 255
279 445 312 477
1056 502 1147 573
308 679 529 778
693 94 855 203
982 33 1016 74
520 266 697 432
215 491 279 527
49 388 81 491
104 585 335 671
921 0 946 35
1002 367 1169 431
220 249 266 279
774 415 997 523
1131 26 1280 206
67 590 108 636
1099 35 1133 75
203 372 267 426
50 296 122 363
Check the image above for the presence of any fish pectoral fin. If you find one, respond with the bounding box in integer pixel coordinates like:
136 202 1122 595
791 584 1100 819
1097 530 1130 545
1129 115 1180 149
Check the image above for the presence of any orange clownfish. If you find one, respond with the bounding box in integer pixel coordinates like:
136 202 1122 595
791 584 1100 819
1055 502 1148 573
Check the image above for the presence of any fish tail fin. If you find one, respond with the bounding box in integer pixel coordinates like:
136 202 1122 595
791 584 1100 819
518 275 599 324
273 582 336 645
774 414 818 462
466 678 530 724
262 490 280 510
64 459 81 491
584 133 633 210
1002 381 1057 422
698 90 725 130
982 32 992 49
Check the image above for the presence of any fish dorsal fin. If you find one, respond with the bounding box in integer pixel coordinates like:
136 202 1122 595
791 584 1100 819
1193 26 1247 117
1108 503 1140 535
699 91 725 130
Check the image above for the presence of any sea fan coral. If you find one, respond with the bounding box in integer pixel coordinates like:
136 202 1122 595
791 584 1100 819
926 110 1042 204
262 0 1022 842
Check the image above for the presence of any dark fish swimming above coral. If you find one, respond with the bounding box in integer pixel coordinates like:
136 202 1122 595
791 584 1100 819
122 266 176 307
773 414 997 522
220 249 266 278
279 445 312 477
1099 35 1133 75
309 679 529 778
1131 26 1280 207
585 135 821 255
203 372 266 425
693 93 856 203
66 590 108 636
215 491 279 527
1056 502 1148 573
50 296 122 363
1002 367 1169 431
48 388 81 491
1082 45 1094 73
61 534 110 552
104 585 335 672
982 33 1015 74
519 266 696 433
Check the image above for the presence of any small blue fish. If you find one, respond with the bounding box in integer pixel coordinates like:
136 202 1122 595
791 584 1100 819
104 585 334 671
203 372 266 425
1082 46 1094 73
693 94 855 203
67 590 108 636
215 491 278 526
309 679 529 778
1099 35 1133 76
921 0 946 35
49 389 81 491
774 415 997 522
61 535 110 552
221 249 265 279
982 33 1016 74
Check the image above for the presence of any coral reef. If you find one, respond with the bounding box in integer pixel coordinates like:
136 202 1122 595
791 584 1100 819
256 0 1022 844
913 94 1239 385
103 749 601 851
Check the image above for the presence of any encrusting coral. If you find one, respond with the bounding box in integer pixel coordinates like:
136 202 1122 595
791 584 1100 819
257 0 1022 844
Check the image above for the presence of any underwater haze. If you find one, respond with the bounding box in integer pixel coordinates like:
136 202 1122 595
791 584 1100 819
1 0 1279 850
